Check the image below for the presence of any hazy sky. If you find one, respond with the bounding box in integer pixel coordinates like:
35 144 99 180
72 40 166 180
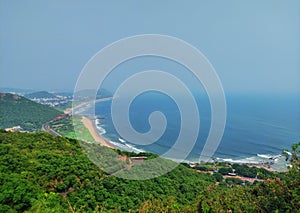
0 0 299 94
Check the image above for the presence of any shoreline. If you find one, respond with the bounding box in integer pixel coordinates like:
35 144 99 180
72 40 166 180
81 116 115 149
79 117 284 172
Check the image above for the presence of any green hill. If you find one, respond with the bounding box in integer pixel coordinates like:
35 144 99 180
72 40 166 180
0 131 215 212
0 130 299 212
0 93 61 131
24 91 57 99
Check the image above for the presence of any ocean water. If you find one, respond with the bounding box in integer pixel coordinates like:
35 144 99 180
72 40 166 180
93 92 300 171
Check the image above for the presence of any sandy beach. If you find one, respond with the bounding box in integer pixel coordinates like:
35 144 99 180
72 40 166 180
81 116 115 149
64 96 116 149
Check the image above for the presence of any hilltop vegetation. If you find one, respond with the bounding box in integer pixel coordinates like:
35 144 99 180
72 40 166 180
0 131 215 212
0 93 61 131
24 91 57 99
198 142 300 212
0 130 299 212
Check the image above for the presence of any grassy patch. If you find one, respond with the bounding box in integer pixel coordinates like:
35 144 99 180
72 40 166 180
50 116 95 143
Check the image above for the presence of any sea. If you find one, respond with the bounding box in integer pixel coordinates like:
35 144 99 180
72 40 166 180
87 92 300 172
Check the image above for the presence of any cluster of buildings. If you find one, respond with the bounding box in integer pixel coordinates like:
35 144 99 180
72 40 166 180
29 95 72 107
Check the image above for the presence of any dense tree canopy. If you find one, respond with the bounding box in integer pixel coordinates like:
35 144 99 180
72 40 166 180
198 142 300 213
0 131 215 212
0 130 299 212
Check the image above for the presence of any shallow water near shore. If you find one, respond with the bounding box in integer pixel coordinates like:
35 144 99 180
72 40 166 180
92 93 300 172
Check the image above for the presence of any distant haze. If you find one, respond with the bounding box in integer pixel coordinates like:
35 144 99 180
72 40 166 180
0 0 299 94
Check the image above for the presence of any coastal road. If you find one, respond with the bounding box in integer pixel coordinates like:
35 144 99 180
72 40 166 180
42 122 61 137
43 96 115 137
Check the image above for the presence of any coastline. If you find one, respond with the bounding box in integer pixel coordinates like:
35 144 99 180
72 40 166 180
81 116 285 172
80 115 285 172
80 116 284 172
81 116 115 149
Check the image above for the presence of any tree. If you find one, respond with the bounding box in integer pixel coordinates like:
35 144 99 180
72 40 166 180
218 167 233 175
213 172 223 182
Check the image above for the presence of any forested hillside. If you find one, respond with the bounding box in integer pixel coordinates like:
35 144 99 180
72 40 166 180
198 143 300 212
0 130 299 212
0 131 215 212
0 93 61 131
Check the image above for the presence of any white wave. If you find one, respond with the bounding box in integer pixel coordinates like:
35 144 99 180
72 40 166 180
257 154 281 160
284 151 292 156
95 119 101 125
218 154 290 172
108 140 127 149
124 142 145 153
93 119 107 135
95 125 106 135
221 156 265 164
93 118 144 153
118 137 126 143
257 154 273 159
108 140 145 153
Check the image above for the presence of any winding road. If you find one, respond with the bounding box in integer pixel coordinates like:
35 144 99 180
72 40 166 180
42 96 115 137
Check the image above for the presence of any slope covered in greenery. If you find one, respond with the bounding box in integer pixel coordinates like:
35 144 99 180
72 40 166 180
198 142 300 213
0 130 299 212
0 131 215 212
0 93 61 131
